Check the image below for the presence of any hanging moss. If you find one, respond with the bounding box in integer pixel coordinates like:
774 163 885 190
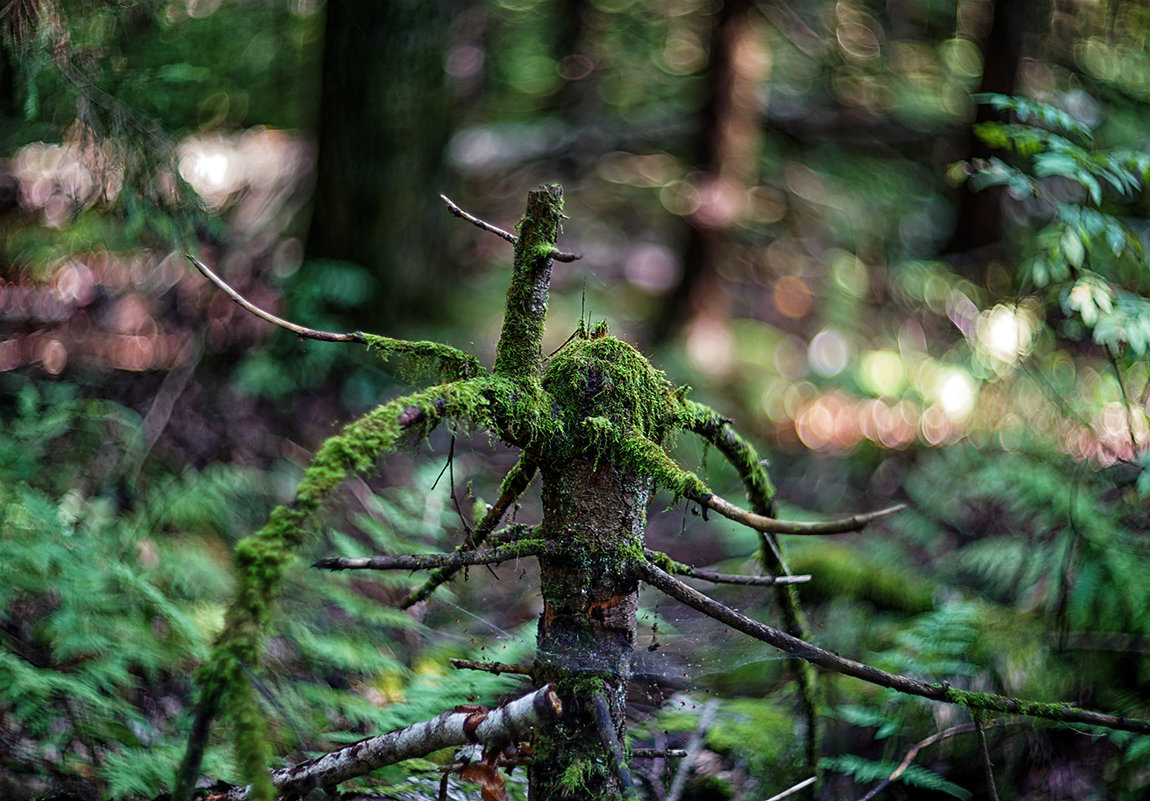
362 333 484 383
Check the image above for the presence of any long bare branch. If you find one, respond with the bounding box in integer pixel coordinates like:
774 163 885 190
187 255 364 343
644 549 811 586
313 541 548 573
703 492 906 535
637 561 1150 734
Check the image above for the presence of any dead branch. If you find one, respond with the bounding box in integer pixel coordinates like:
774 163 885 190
766 776 818 801
637 561 1150 734
666 698 719 801
632 748 688 759
702 492 906 535
187 255 364 343
401 458 539 608
313 541 548 572
449 658 533 676
440 194 581 262
856 722 983 801
217 685 562 801
644 549 811 586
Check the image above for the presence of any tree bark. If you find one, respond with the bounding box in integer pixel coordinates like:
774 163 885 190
530 459 650 799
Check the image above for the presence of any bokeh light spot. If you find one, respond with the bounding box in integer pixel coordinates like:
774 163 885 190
808 329 849 377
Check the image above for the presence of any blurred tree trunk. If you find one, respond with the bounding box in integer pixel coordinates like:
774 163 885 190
654 0 765 344
947 0 1040 266
306 0 457 329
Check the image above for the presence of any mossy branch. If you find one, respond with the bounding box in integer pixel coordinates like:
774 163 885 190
682 400 776 513
175 380 490 801
638 561 1150 734
187 255 483 382
621 431 904 534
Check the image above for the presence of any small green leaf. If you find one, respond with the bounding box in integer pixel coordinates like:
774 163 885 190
1061 229 1085 268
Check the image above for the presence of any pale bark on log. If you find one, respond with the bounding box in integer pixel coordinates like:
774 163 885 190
217 685 561 801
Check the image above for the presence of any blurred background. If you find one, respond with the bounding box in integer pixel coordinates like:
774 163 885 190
2 0 1150 799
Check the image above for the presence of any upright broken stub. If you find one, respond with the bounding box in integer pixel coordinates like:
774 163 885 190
531 459 650 799
494 184 566 381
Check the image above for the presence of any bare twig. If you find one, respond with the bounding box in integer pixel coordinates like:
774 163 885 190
766 776 817 801
449 658 534 676
186 255 364 343
313 542 548 573
975 715 1001 801
703 492 906 535
1106 345 1141 457
592 693 638 799
401 457 538 608
217 685 562 801
644 549 811 586
667 699 719 801
440 194 517 245
856 722 982 801
440 194 581 262
637 561 1150 733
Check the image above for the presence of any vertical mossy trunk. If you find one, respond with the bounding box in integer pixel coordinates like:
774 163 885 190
531 459 649 800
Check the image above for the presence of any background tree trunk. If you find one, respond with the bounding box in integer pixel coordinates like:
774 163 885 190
306 0 457 329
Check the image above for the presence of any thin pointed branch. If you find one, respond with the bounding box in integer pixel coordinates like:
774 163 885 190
637 560 1150 734
187 255 365 343
441 194 518 245
644 549 811 586
703 492 906 535
440 193 582 262
975 715 1001 801
401 457 538 608
313 541 548 573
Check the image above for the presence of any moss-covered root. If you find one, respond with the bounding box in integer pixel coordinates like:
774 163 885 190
399 454 538 609
493 184 565 381
175 380 490 801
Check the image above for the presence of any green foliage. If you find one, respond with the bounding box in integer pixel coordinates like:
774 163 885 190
960 93 1150 357
0 380 257 796
822 753 972 799
0 378 529 798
